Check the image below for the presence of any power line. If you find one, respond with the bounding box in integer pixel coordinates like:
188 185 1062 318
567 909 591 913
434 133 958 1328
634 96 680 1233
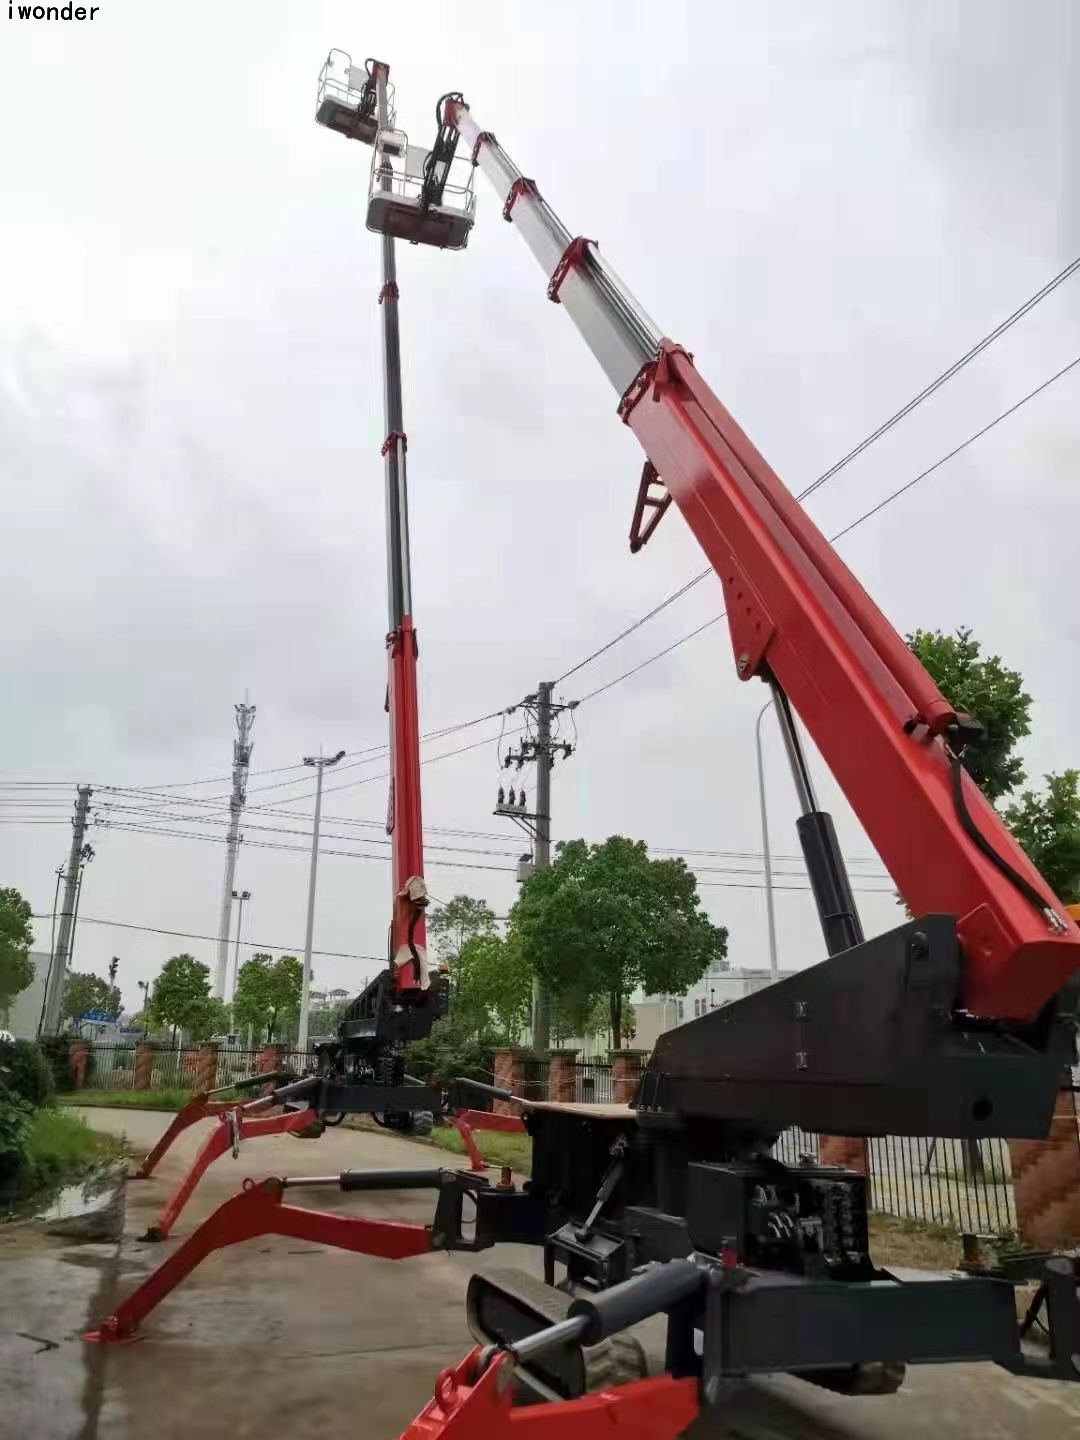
577 350 1080 706
797 252 1080 504
31 911 387 963
828 352 1080 543
555 573 709 684
554 254 1080 686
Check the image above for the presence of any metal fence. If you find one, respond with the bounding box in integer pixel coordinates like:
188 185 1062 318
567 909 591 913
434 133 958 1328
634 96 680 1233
81 1044 202 1092
574 1059 614 1103
773 1127 1017 1235
521 1056 550 1103
866 1134 1016 1235
74 1044 317 1094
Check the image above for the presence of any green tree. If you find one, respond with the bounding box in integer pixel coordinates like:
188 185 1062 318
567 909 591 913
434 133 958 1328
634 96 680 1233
62 971 122 1026
0 887 34 1017
1004 770 1080 904
452 933 533 1044
184 996 232 1042
148 953 211 1043
907 627 1031 801
511 837 728 1049
232 953 303 1042
427 894 497 965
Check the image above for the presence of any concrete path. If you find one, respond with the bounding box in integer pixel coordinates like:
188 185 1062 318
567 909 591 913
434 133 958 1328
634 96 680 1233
0 1105 1077 1439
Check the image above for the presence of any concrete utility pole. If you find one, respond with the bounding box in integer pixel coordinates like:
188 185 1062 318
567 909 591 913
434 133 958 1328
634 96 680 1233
42 784 93 1034
230 888 250 1001
494 682 577 1053
298 749 346 1053
214 701 256 999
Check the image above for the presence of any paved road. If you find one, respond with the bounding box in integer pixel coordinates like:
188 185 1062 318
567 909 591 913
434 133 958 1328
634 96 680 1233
1 1106 1078 1440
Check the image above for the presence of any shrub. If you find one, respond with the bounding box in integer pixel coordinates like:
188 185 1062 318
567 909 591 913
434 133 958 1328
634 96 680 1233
407 1020 496 1095
0 1039 55 1108
38 1035 76 1092
0 1089 33 1188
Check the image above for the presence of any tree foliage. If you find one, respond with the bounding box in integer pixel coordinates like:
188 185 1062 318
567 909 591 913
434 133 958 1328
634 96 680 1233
148 954 211 1040
428 894 497 965
452 933 533 1044
511 837 728 1049
62 971 122 1025
232 953 302 1042
907 627 1031 801
0 886 34 1016
184 995 232 1043
406 1017 495 1093
1003 770 1080 905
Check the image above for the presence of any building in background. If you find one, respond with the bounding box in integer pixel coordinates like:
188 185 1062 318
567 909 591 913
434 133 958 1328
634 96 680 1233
633 966 797 1053
4 952 51 1041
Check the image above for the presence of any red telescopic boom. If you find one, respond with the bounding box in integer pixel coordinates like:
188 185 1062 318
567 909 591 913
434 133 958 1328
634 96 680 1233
445 99 1079 1022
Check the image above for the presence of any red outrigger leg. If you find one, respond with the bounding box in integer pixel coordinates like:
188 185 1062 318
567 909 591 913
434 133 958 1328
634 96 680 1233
132 1071 300 1179
144 1106 318 1241
134 1095 241 1179
451 1109 527 1175
400 1349 699 1439
85 1177 432 1344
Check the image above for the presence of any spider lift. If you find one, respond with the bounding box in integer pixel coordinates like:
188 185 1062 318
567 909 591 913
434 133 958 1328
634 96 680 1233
91 54 1080 1439
119 53 483 1244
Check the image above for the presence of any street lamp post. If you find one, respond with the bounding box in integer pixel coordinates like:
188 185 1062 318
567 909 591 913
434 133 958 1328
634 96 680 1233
136 979 149 1039
298 749 346 1054
755 698 780 982
230 888 251 1001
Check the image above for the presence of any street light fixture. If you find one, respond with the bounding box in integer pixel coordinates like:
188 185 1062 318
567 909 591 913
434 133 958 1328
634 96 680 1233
230 889 251 1002
298 749 347 1053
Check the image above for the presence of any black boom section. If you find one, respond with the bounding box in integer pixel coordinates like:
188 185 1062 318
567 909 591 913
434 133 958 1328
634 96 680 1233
635 915 1070 1140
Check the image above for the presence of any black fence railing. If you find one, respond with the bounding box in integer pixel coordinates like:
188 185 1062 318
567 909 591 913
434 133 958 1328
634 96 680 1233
521 1056 550 1103
772 1128 1017 1236
69 1044 318 1095
574 1059 614 1104
866 1134 1016 1236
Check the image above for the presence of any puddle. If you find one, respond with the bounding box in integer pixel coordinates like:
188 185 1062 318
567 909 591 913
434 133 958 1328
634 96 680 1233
33 1163 127 1242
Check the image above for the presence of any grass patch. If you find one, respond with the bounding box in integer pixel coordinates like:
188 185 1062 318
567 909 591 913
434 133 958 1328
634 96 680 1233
59 1089 192 1112
430 1122 533 1175
868 1212 964 1271
0 1107 129 1208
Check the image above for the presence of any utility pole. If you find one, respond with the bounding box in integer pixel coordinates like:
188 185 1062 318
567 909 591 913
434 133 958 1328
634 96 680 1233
215 701 256 999
494 682 577 1052
230 889 251 1001
298 749 346 1053
42 784 93 1035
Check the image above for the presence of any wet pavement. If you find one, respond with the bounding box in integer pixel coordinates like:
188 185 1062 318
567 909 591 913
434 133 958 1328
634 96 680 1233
0 1105 1077 1439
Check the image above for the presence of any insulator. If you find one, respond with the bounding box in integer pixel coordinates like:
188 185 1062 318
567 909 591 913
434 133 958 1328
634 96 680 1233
508 788 516 807
520 789 527 809
497 786 505 805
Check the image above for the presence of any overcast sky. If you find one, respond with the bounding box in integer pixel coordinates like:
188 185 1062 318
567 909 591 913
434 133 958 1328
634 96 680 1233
1 1 1077 1017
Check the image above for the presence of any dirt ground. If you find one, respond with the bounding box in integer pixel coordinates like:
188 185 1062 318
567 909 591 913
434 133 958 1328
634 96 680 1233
1 1106 1079 1440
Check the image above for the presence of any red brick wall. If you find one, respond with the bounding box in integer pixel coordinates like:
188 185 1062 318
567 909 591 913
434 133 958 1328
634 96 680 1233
1009 1087 1080 1247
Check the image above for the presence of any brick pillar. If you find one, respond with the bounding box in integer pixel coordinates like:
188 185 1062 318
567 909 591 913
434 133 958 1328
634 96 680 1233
196 1042 219 1094
1009 1086 1080 1247
493 1047 533 1115
819 1136 868 1174
68 1040 91 1089
610 1050 649 1105
257 1043 289 1096
547 1050 579 1104
133 1042 155 1090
